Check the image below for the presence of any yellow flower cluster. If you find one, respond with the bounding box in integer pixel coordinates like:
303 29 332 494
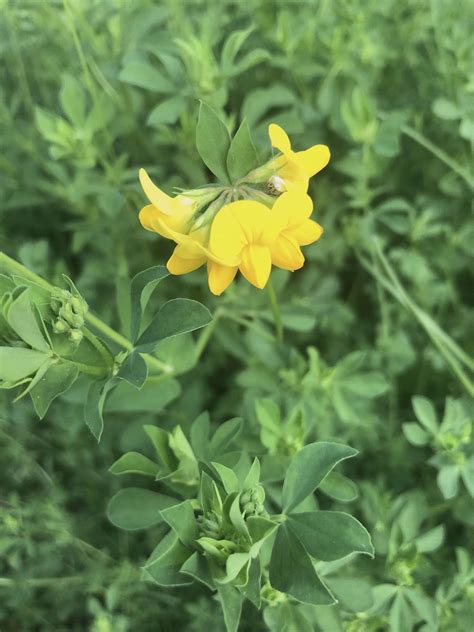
138 124 330 295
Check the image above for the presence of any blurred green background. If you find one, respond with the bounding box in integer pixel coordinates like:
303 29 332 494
1 0 473 630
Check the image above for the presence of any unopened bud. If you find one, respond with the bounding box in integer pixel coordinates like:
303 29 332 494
53 318 69 334
68 329 83 344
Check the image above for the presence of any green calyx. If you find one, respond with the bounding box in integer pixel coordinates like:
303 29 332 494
50 279 88 345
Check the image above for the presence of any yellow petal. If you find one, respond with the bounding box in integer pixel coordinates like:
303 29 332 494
210 200 273 260
288 219 324 246
270 234 305 271
269 123 292 155
239 244 272 289
271 192 313 233
167 248 206 275
139 168 175 214
294 144 330 178
207 261 238 295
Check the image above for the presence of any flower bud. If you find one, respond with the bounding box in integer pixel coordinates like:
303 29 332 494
53 318 69 334
68 329 83 344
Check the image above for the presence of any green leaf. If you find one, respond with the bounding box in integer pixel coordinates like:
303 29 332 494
325 577 374 612
437 465 460 499
147 96 188 126
117 350 148 389
217 585 243 632
84 379 113 441
263 602 314 632
288 511 374 561
106 379 180 413
136 298 212 352
107 487 177 530
282 442 358 513
180 551 215 590
213 463 239 494
432 97 460 121
190 412 211 459
342 372 389 398
130 265 169 342
144 531 192 587
109 452 159 477
0 347 50 382
405 588 437 628
319 471 358 503
7 288 49 351
60 75 86 126
389 591 416 632
412 396 438 433
119 62 174 93
30 361 79 419
220 27 254 70
226 118 258 182
209 417 242 458
160 500 198 548
402 423 430 446
415 525 445 553
196 102 231 183
269 523 335 605
373 113 403 158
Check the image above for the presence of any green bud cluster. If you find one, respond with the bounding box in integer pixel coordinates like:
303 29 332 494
260 583 286 605
50 287 88 344
240 485 266 517
197 510 222 538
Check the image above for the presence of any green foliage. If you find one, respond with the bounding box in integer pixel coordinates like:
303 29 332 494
1 0 473 630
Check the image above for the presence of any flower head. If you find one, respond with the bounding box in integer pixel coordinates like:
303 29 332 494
137 121 329 296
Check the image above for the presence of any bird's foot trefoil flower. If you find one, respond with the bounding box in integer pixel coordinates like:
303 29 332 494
138 119 330 295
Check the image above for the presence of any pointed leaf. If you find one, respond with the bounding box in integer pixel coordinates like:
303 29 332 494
136 298 212 352
160 500 198 548
217 585 243 632
130 265 169 342
107 488 177 530
288 511 374 561
269 523 335 605
7 288 49 351
117 350 148 389
0 347 49 382
30 361 79 419
226 118 258 182
196 102 231 183
109 452 159 477
282 442 358 513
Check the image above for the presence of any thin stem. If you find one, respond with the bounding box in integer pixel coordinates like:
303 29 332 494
266 278 283 343
0 252 173 375
401 124 473 190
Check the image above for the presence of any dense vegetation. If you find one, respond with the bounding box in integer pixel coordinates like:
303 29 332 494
1 1 473 630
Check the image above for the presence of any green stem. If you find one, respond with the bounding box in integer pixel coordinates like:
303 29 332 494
0 252 173 375
401 124 473 190
266 278 283 343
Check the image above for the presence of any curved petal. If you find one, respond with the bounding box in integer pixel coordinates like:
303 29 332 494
139 168 175 214
207 261 238 295
167 248 206 275
270 234 305 271
288 219 324 246
239 244 272 289
269 123 292 155
294 144 330 178
271 192 313 232
210 200 273 259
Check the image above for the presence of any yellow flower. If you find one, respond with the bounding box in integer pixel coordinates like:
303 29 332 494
138 169 238 289
138 168 197 235
268 124 330 193
269 191 324 271
208 191 323 295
